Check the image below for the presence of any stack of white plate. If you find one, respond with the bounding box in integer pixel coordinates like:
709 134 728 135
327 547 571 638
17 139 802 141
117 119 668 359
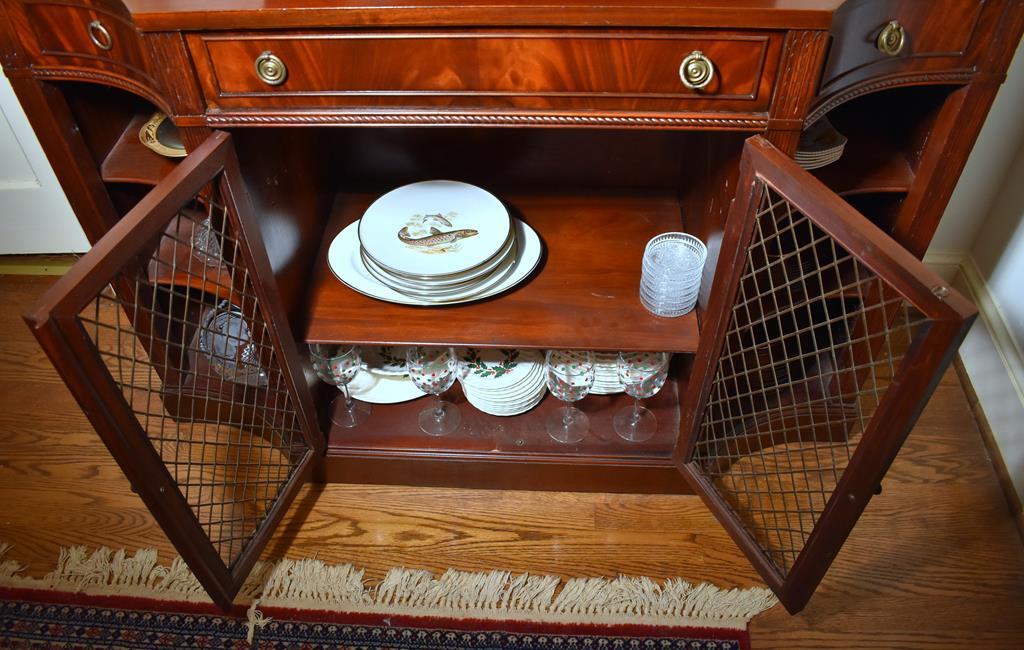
458 348 546 416
347 345 426 404
328 181 542 306
592 352 626 395
795 117 847 171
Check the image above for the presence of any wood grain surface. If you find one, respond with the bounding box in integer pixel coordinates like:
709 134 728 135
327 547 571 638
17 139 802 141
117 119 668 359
121 0 842 32
1 274 1023 646
305 192 701 352
187 29 779 114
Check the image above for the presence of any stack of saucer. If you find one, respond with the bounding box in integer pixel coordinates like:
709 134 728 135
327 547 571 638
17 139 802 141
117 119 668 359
327 180 541 306
796 117 847 170
592 352 626 395
458 348 546 416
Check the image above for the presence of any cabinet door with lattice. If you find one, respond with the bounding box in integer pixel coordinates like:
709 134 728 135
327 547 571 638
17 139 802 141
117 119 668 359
677 136 976 614
24 131 323 609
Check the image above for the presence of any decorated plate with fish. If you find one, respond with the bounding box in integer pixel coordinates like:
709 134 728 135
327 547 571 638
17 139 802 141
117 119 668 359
328 217 541 306
358 180 511 278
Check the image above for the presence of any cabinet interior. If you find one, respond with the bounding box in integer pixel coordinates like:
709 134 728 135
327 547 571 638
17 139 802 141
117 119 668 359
50 78 961 478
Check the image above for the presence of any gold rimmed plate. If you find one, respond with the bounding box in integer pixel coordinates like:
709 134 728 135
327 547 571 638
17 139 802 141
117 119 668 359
139 112 187 158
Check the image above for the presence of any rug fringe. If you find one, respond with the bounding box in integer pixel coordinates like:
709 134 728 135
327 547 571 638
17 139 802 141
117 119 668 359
0 542 777 629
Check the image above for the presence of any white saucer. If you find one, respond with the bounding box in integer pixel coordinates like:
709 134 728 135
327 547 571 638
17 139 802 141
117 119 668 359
328 218 541 306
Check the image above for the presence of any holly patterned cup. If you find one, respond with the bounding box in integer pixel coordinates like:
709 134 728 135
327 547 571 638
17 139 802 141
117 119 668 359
309 344 371 428
406 346 461 436
544 350 596 444
614 352 670 442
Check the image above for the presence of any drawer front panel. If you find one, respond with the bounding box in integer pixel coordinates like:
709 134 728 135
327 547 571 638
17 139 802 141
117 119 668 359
821 0 984 92
22 2 148 76
190 31 781 113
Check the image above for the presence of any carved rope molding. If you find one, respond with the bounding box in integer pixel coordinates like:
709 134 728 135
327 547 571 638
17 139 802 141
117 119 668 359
32 67 171 115
807 71 975 126
206 112 770 130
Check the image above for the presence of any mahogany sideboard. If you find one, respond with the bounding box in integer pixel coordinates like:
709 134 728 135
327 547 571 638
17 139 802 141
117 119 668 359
4 0 1021 614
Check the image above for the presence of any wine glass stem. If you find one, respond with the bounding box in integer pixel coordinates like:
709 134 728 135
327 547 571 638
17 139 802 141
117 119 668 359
630 397 642 427
563 408 574 430
341 382 354 410
434 393 445 421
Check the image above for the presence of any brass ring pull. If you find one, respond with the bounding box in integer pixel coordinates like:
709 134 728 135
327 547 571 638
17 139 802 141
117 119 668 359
87 20 112 51
679 50 714 90
877 20 906 56
255 51 287 86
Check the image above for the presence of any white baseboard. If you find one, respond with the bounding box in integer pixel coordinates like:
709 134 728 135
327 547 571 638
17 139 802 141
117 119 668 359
926 249 1024 503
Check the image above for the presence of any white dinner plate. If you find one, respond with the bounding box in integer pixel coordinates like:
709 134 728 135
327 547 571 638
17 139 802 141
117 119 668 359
361 346 410 376
347 369 426 404
358 180 512 278
328 218 541 306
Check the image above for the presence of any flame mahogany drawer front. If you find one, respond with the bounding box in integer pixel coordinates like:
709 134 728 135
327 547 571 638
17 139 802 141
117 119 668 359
186 30 783 113
15 1 147 76
820 0 985 93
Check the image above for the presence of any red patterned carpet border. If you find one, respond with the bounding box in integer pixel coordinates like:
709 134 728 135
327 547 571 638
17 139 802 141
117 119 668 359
0 586 749 649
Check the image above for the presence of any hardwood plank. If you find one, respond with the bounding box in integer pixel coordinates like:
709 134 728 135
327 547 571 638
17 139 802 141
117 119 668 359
1 274 1022 647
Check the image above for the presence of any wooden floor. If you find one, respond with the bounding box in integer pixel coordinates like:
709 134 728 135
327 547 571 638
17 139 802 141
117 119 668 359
1 275 1022 648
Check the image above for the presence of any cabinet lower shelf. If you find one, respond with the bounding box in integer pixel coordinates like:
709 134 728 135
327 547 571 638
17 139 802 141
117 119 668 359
317 360 688 493
305 191 700 352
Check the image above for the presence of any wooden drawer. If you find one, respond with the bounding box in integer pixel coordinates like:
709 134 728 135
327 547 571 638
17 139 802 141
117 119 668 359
16 1 148 77
820 0 985 93
188 30 782 114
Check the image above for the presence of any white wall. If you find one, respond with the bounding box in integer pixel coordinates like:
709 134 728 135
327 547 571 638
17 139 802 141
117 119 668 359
928 40 1024 506
932 41 1024 252
0 68 87 254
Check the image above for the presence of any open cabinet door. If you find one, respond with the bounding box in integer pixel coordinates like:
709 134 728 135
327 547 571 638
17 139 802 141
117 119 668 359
677 136 976 614
23 131 323 609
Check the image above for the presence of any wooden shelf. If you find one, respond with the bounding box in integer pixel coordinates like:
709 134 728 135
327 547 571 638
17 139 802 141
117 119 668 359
100 114 180 186
148 211 235 299
305 191 701 352
325 370 681 461
810 126 914 197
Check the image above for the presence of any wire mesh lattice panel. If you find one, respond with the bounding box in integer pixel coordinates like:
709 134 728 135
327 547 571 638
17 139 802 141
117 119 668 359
76 187 310 569
690 180 928 577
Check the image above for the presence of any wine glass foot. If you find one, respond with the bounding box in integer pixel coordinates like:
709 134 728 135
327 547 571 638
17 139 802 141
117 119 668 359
613 405 657 442
546 406 588 444
419 401 461 436
329 393 371 428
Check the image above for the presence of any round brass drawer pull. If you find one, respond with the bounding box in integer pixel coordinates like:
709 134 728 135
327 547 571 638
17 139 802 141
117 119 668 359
255 51 287 86
679 50 714 90
877 20 906 56
87 20 112 51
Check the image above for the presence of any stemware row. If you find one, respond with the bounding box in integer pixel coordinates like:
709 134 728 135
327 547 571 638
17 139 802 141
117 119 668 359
308 345 672 442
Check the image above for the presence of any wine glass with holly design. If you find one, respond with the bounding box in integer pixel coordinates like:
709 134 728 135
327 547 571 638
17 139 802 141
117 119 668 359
613 352 670 442
309 344 371 428
407 346 461 436
544 350 595 444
